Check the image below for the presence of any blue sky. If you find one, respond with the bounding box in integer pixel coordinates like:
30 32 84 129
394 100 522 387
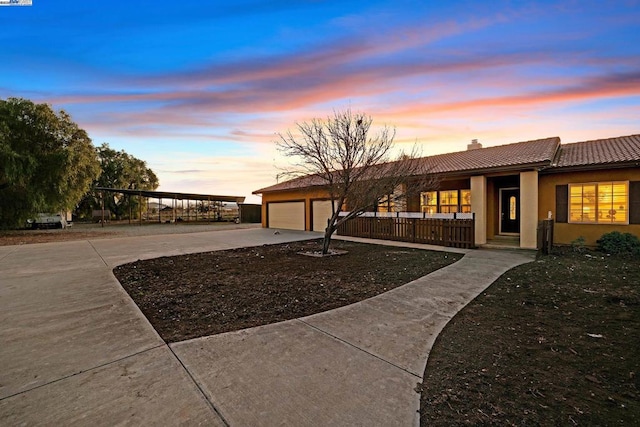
2 0 639 202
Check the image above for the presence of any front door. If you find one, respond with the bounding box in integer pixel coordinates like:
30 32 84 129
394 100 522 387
500 188 520 234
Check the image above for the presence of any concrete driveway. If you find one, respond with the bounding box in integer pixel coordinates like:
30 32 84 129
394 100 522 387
0 228 534 426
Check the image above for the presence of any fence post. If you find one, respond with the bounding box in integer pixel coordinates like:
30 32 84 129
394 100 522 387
537 219 554 255
471 213 475 248
411 218 416 243
370 212 374 239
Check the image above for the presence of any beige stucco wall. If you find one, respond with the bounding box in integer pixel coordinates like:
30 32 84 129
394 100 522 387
538 168 640 246
471 175 487 245
520 170 539 249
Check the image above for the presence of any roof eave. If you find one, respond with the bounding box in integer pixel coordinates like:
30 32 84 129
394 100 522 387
253 183 328 195
540 161 640 174
256 161 554 193
438 161 553 178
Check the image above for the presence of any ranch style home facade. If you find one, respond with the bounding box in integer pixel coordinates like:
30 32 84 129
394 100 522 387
254 134 640 249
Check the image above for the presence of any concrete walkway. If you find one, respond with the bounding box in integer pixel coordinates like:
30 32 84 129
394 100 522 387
0 228 535 426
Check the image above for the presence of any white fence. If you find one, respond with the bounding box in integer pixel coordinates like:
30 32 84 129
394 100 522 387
339 211 474 220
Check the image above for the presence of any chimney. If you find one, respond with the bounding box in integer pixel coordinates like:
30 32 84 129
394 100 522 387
467 139 482 150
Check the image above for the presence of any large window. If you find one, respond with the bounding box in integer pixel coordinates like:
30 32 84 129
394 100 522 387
420 191 437 213
439 190 459 213
569 182 628 224
420 189 471 214
378 186 406 212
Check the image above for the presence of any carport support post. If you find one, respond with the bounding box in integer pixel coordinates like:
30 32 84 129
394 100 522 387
173 196 177 225
100 192 105 228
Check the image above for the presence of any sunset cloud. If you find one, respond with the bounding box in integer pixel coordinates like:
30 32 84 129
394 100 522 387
1 1 638 201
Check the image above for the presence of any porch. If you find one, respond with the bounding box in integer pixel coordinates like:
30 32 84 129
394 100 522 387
471 171 539 249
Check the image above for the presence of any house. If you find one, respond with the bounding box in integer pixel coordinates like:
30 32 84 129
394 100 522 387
254 134 640 249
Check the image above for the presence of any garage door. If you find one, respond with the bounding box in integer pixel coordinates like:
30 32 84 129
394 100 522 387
268 202 305 230
312 200 336 232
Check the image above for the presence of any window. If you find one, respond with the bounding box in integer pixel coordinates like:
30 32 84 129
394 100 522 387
378 186 406 212
569 182 628 224
377 195 392 212
509 196 517 220
460 189 471 213
439 190 459 213
420 189 471 213
420 191 437 213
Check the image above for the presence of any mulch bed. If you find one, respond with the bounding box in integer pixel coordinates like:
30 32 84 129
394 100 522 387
113 238 462 343
420 248 640 425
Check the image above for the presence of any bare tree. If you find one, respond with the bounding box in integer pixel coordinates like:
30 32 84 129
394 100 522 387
278 109 437 254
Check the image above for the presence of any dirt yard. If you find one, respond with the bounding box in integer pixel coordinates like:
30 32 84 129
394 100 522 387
0 222 259 246
420 248 640 425
113 238 462 342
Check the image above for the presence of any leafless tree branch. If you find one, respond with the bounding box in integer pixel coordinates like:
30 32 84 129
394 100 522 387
277 109 438 254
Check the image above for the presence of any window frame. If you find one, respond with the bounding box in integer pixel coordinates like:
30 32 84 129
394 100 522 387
420 191 438 214
438 190 459 213
460 189 472 213
377 185 406 213
568 181 629 225
420 189 471 214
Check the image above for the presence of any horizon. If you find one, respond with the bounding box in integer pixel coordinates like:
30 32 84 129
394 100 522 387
2 1 639 203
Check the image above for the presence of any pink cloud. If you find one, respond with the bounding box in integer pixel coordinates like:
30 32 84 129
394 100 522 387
384 71 640 119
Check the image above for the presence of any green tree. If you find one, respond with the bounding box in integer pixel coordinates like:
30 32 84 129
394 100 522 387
77 143 159 220
0 98 100 229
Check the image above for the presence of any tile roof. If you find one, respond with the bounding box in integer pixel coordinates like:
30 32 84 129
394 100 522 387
551 134 640 168
254 134 639 194
255 137 560 193
254 174 326 194
420 137 560 174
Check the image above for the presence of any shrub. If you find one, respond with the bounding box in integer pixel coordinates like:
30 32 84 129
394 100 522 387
570 236 586 253
596 231 640 256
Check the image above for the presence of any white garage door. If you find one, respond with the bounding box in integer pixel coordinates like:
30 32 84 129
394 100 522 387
312 200 336 232
268 202 305 230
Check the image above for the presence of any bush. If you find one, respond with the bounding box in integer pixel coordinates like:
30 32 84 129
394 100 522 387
570 236 586 253
596 231 640 256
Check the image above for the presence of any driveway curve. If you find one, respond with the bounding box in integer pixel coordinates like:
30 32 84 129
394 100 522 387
0 228 534 426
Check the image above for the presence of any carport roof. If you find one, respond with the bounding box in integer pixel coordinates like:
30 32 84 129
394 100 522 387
95 187 245 203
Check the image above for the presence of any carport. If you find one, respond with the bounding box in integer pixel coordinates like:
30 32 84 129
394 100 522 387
95 187 246 224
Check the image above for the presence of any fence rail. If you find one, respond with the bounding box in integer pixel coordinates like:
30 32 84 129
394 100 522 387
337 212 475 249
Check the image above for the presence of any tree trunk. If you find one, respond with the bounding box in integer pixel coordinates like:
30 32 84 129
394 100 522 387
322 225 333 255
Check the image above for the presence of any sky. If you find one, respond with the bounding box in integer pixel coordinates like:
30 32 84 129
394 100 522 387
1 1 639 203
